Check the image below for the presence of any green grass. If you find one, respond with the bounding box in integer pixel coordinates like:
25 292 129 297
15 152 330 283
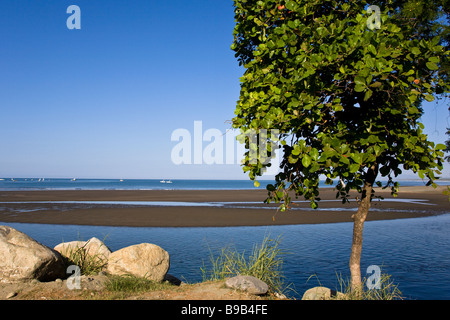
200 235 291 296
105 274 174 293
61 242 108 276
331 270 404 300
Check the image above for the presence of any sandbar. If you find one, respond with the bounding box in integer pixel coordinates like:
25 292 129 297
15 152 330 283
0 186 448 227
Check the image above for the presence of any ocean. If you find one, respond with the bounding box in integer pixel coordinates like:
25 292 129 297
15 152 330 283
1 177 448 191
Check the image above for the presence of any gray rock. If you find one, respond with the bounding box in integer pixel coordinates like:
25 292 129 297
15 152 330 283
0 226 66 283
225 275 269 295
79 274 108 291
106 243 170 282
302 286 345 300
54 237 111 266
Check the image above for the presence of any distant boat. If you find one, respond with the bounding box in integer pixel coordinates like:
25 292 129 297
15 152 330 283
0 179 4 181
71 178 77 181
160 180 166 183
166 180 172 184
119 179 124 182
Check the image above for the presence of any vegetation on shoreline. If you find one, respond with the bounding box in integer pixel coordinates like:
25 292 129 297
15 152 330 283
333 271 404 300
201 235 291 296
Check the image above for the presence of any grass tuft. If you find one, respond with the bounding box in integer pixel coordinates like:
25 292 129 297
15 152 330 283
105 274 173 293
333 270 404 300
61 241 108 276
201 235 291 296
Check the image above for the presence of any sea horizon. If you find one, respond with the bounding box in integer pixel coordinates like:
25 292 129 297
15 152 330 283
0 177 449 191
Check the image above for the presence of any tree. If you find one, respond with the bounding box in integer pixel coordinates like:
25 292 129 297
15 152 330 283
231 0 449 293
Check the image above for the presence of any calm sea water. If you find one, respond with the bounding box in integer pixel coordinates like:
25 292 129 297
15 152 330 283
1 178 449 190
3 214 450 300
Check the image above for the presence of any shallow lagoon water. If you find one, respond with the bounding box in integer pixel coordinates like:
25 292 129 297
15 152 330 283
0 197 437 214
4 213 450 300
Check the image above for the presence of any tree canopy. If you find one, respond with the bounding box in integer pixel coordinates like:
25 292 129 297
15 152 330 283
231 0 449 209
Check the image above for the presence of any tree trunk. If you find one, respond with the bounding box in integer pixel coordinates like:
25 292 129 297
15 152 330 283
349 164 378 294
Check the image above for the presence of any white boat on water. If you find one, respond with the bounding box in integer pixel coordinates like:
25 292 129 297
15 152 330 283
160 180 173 183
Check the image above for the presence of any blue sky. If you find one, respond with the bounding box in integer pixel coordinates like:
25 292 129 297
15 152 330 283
0 0 449 180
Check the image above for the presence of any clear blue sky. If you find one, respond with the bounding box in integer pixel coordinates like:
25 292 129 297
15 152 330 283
0 0 449 180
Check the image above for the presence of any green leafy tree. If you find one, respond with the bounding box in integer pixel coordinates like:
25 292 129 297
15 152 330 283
231 0 449 293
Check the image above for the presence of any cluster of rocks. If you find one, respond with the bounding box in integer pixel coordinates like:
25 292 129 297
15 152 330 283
0 225 170 284
0 226 273 297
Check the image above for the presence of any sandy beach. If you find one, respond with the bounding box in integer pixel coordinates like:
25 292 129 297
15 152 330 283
0 186 448 227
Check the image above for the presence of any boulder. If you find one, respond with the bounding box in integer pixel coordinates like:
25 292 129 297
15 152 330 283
106 243 170 282
225 275 269 295
0 225 66 283
302 286 345 300
54 237 111 265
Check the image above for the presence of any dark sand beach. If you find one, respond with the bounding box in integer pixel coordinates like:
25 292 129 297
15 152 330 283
0 186 448 227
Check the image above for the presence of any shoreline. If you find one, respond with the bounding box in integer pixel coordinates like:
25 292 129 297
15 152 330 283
0 186 448 228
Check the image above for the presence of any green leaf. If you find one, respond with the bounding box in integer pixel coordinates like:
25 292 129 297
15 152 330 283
288 155 298 164
285 1 297 11
370 81 382 88
349 163 360 173
373 145 382 156
411 47 421 55
310 148 319 161
364 89 373 101
302 155 312 168
418 170 425 179
341 144 349 153
436 143 446 150
428 56 440 63
350 152 362 164
426 62 439 70
340 155 350 164
355 76 366 85
424 94 435 102
367 45 377 55
254 180 260 188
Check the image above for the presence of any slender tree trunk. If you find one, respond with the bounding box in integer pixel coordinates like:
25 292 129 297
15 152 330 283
349 164 378 294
